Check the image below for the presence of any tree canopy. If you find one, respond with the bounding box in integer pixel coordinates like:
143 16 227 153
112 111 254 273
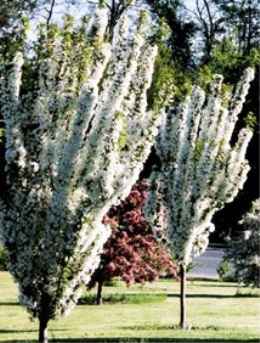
145 68 255 328
88 181 177 304
0 6 164 342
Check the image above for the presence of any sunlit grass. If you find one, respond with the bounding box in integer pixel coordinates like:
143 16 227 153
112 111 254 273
0 272 259 342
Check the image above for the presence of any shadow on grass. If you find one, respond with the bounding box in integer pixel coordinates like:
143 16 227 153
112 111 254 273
4 338 259 343
0 329 37 333
167 293 259 298
188 283 237 288
77 293 259 305
0 328 69 335
0 302 19 306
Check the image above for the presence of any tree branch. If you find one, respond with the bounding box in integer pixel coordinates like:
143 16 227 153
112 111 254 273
46 0 56 27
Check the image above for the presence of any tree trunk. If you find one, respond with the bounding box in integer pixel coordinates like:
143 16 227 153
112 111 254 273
39 293 49 343
96 280 103 305
39 317 48 343
180 264 187 330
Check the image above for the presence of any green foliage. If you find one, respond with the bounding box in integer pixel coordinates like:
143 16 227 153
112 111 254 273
193 139 204 165
246 48 260 67
147 0 196 69
217 260 237 282
220 84 233 108
0 247 7 271
244 112 257 131
35 15 91 73
155 17 172 43
18 15 92 97
147 46 173 110
197 39 259 88
115 111 127 153
148 45 191 110
145 0 195 107
0 16 29 63
0 128 4 143
235 287 260 297
196 65 214 93
104 278 121 287
216 139 227 162
209 39 242 73
61 14 75 53
98 0 107 9
212 0 259 55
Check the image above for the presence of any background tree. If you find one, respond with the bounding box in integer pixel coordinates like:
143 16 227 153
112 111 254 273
0 0 39 28
144 0 260 244
0 0 52 49
88 180 177 305
146 0 196 70
0 0 88 30
212 0 259 57
190 0 225 64
144 68 255 329
193 0 259 85
97 0 138 37
0 7 164 342
181 0 259 72
224 199 260 288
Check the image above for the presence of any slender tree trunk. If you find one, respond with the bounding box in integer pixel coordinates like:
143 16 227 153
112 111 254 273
96 280 103 305
39 293 49 343
180 264 187 330
39 317 48 343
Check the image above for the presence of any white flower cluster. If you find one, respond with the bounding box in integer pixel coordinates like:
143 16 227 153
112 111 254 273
144 68 255 266
0 7 161 321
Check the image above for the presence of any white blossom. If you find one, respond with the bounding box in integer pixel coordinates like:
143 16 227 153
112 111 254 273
0 7 161 323
145 68 255 266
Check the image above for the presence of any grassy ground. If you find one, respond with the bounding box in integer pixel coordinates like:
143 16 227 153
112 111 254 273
0 272 259 342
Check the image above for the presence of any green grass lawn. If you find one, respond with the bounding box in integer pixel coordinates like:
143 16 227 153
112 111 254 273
0 272 259 342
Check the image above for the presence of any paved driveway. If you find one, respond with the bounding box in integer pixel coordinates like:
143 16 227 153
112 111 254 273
188 246 225 279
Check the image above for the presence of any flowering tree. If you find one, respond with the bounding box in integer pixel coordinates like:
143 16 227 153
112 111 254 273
0 7 163 343
225 199 260 288
88 180 177 304
144 68 255 329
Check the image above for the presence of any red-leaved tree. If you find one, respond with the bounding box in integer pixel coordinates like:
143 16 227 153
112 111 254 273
88 180 177 304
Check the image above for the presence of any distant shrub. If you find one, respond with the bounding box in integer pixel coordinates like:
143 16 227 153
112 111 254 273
103 278 121 287
217 260 237 282
79 293 166 305
235 288 260 297
224 199 260 288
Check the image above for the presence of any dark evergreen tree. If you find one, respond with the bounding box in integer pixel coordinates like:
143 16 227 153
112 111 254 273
146 0 196 69
223 199 260 288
